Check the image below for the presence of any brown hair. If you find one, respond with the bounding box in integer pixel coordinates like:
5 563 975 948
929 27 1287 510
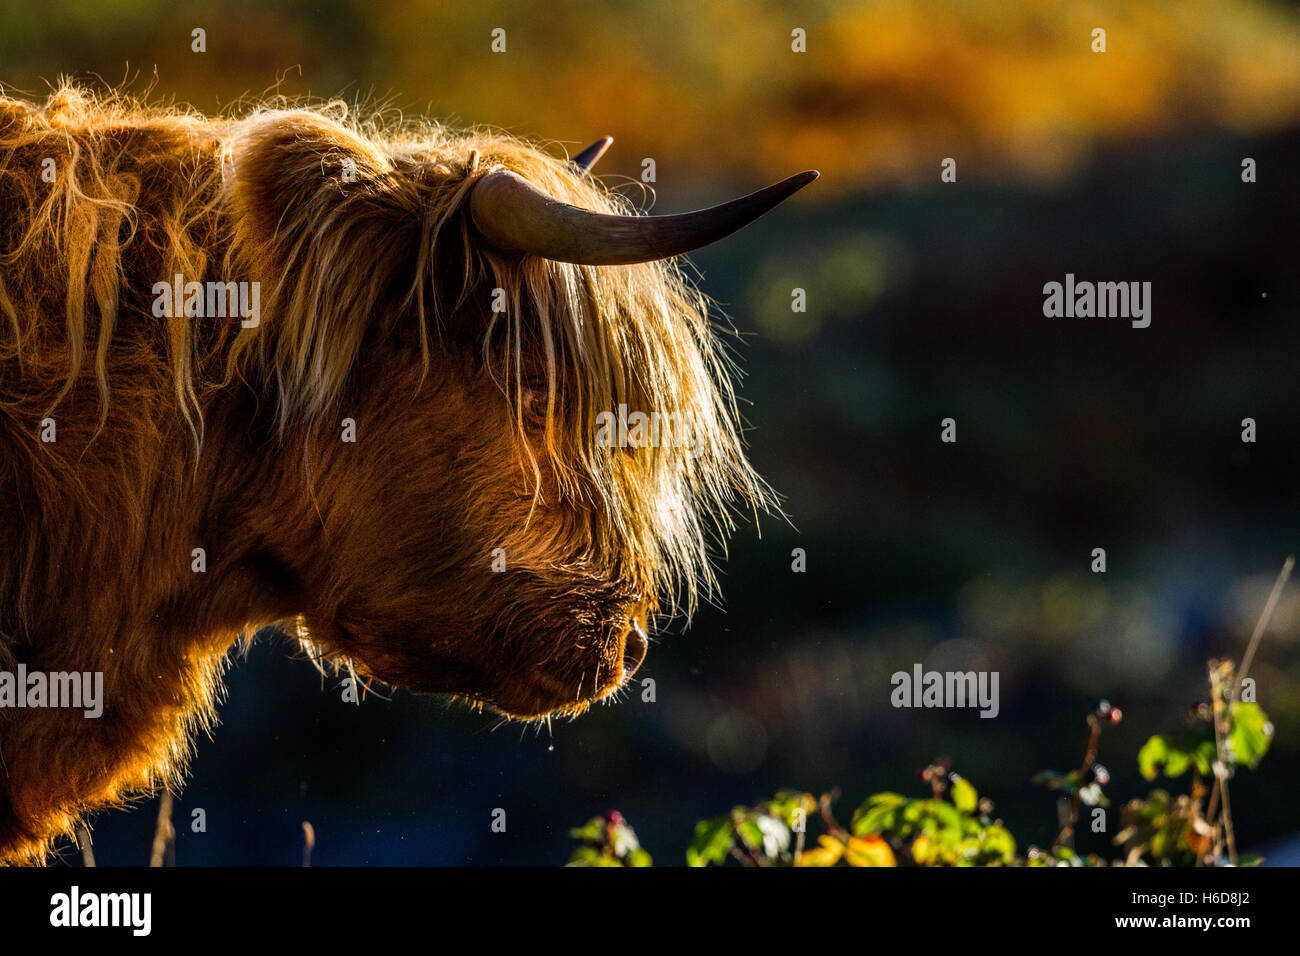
0 85 776 861
0 86 774 621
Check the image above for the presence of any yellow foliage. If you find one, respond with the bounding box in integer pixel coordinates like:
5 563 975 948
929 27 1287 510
795 835 845 867
845 834 898 867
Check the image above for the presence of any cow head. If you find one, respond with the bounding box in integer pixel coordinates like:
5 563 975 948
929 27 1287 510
221 112 815 719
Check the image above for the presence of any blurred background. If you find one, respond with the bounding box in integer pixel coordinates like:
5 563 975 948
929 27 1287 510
4 0 1300 865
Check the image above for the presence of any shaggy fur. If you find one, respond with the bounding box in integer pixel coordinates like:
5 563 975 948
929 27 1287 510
0 86 773 864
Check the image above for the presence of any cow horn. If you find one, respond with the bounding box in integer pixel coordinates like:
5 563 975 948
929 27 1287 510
570 136 613 173
469 167 819 265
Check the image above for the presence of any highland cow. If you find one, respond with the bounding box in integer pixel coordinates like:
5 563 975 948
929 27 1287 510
0 87 815 863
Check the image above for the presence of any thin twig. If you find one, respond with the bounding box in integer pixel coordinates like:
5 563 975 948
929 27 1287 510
1207 661 1237 863
1207 556 1294 831
1220 778 1237 864
729 845 757 866
818 790 851 843
1055 708 1107 849
1236 555 1293 699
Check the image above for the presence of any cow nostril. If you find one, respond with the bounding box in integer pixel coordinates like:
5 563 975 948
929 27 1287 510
622 624 649 678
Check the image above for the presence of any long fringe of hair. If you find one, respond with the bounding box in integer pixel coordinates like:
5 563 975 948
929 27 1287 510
0 84 776 622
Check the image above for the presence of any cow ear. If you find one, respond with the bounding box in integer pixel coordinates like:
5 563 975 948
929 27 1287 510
225 111 421 269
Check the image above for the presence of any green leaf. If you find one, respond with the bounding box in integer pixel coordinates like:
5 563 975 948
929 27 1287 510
980 824 1017 862
850 792 908 836
1164 748 1191 777
736 817 766 853
686 817 734 868
1228 702 1273 769
569 817 606 842
1138 733 1215 779
950 775 978 814
566 845 603 866
766 790 816 830
1138 736 1168 781
1189 738 1217 776
923 800 964 839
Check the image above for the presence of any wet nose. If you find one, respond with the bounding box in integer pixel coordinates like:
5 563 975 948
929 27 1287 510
622 622 649 678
